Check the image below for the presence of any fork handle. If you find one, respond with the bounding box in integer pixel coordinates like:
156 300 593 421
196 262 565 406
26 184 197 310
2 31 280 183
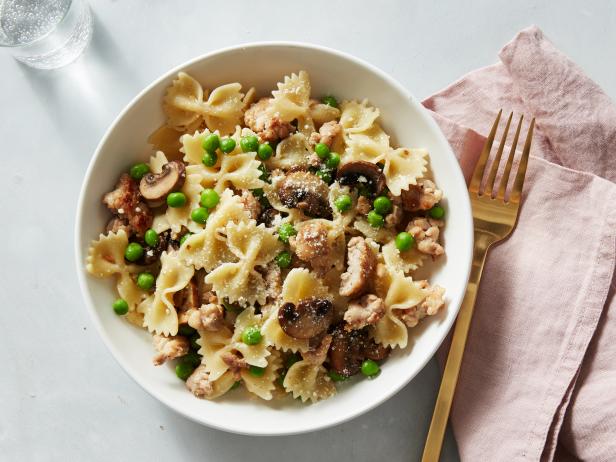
421 232 493 462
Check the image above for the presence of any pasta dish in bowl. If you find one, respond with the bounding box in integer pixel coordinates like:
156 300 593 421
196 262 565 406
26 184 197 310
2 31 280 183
75 43 472 435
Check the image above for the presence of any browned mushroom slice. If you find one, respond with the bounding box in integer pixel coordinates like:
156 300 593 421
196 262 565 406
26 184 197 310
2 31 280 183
139 161 186 205
336 161 386 196
277 171 333 219
328 324 366 377
278 298 334 339
328 324 388 376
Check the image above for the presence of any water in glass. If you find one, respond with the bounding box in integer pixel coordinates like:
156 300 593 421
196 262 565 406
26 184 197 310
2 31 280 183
0 0 92 69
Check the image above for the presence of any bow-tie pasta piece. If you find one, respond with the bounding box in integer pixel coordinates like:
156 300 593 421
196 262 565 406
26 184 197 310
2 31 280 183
339 100 380 133
86 229 132 277
283 335 335 403
201 83 245 135
267 133 311 170
271 71 311 122
142 251 194 336
205 220 281 305
163 72 207 131
383 148 428 196
241 349 282 401
179 189 251 271
373 266 429 348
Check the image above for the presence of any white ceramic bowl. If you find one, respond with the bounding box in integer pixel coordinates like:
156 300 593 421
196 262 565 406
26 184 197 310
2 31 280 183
75 43 473 436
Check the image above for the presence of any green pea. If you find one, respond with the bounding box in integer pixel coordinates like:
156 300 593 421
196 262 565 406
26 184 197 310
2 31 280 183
277 223 297 243
231 381 241 390
124 242 143 262
112 298 129 315
178 324 197 337
167 192 187 208
200 188 220 209
367 210 384 228
220 137 237 153
361 359 380 377
202 133 220 154
429 205 445 219
258 163 270 182
240 135 259 153
241 326 262 345
322 95 339 108
275 251 292 269
129 163 150 180
144 229 159 247
257 143 274 160
136 272 155 290
202 151 218 167
315 143 330 160
373 196 393 215
175 361 195 381
183 351 201 367
249 365 265 377
180 233 192 246
328 370 348 382
325 152 341 169
191 207 209 224
316 169 333 184
285 353 301 369
395 232 415 251
334 194 352 212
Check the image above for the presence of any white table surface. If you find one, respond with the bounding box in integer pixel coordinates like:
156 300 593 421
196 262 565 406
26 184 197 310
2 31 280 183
2 1 615 461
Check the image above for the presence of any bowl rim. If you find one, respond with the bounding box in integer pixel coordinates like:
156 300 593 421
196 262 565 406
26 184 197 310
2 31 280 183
74 41 473 436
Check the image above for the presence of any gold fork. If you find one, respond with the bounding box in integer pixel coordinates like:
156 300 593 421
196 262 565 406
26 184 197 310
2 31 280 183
421 110 535 462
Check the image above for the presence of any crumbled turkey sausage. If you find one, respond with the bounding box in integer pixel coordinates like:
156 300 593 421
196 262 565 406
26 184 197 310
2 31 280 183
339 237 377 297
186 303 225 332
102 174 153 237
343 294 385 330
385 204 403 228
395 282 445 327
263 262 282 301
152 334 190 365
407 217 445 257
400 179 443 212
244 97 295 142
239 190 261 220
105 217 130 235
356 196 372 216
186 365 215 398
221 351 247 379
309 121 342 147
291 221 334 274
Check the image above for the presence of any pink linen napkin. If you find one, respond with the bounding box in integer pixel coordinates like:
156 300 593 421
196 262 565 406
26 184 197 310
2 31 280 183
422 26 616 461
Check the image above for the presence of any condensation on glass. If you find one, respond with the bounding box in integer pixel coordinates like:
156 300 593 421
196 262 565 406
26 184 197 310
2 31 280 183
0 0 92 69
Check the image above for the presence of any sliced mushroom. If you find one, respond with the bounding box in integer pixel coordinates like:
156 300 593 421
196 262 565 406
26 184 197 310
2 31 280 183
336 161 386 196
278 297 333 339
328 324 366 376
277 171 333 219
328 324 389 376
139 161 186 205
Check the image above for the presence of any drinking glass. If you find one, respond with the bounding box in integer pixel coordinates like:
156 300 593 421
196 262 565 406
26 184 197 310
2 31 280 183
0 0 92 69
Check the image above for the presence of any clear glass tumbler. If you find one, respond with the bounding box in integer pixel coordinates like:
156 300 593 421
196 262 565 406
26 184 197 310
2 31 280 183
0 0 92 69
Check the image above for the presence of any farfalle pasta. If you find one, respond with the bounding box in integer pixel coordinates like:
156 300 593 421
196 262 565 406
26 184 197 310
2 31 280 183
85 70 447 403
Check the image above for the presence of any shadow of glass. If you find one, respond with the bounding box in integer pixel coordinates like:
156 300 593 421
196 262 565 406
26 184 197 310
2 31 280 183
16 12 143 170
